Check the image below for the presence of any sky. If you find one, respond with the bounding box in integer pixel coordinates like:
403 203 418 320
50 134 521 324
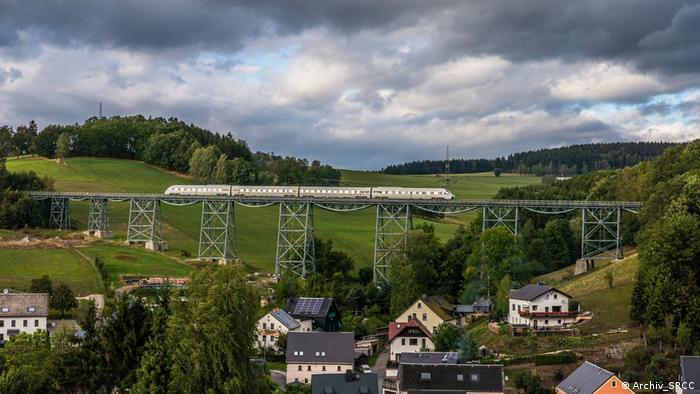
0 1 699 169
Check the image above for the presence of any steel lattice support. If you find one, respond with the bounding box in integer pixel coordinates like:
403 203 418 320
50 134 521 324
198 200 236 262
581 207 622 260
87 198 111 237
49 197 70 230
482 206 519 235
373 204 413 285
275 202 315 278
127 199 165 250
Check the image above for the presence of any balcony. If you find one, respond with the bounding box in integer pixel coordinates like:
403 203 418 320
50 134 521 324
518 310 578 317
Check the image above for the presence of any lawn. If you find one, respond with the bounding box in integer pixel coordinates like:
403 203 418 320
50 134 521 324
7 157 541 273
0 248 103 295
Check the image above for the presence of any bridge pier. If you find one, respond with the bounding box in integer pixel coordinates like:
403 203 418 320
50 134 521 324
482 206 519 235
198 200 236 263
275 202 315 278
86 198 111 238
127 199 167 251
49 197 70 230
581 207 622 260
373 204 413 285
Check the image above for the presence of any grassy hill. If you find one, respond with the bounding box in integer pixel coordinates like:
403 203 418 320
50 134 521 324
470 253 640 355
5 156 540 274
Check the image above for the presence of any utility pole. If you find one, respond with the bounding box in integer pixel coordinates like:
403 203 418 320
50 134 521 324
444 145 450 188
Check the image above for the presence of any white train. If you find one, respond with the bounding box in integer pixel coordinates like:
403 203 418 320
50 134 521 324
164 185 455 200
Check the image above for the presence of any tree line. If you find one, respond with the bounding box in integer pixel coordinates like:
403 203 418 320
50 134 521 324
382 142 676 176
2 116 341 186
0 265 276 393
0 155 51 228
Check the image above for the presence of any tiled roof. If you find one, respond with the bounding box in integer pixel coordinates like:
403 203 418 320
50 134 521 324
509 284 571 301
0 291 49 317
286 332 355 364
311 373 378 394
556 361 613 394
399 363 504 392
388 319 432 342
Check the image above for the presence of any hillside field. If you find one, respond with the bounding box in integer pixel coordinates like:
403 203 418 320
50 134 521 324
6 156 541 273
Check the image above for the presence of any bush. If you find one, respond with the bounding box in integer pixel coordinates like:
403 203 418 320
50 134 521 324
534 352 577 366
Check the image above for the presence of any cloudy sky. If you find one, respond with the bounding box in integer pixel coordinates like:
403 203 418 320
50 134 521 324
1 1 699 169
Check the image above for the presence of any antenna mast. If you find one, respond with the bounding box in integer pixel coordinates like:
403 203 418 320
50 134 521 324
99 101 103 117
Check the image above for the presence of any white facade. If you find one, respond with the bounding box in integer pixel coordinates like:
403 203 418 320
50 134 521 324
256 311 312 350
0 316 47 341
390 336 434 362
286 362 354 384
0 291 49 342
508 289 576 329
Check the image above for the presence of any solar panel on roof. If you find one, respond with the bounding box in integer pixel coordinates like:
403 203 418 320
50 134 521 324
293 297 324 315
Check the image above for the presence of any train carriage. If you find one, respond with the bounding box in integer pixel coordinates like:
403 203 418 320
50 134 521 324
371 187 454 200
232 186 299 198
299 187 372 199
164 185 454 200
164 185 231 196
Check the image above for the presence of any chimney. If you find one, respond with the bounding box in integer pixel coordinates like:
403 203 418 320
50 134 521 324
536 280 544 286
345 370 355 382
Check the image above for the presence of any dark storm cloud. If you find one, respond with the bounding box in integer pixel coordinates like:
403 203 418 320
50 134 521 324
1 1 698 74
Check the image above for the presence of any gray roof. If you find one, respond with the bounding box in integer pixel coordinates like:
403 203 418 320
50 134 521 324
270 309 300 330
287 297 334 319
0 291 49 317
286 332 355 364
399 363 504 393
400 352 459 365
311 373 378 394
509 284 571 301
454 305 474 313
556 361 613 394
680 356 700 394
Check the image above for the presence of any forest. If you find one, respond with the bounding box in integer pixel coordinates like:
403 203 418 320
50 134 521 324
382 142 676 176
1 117 341 187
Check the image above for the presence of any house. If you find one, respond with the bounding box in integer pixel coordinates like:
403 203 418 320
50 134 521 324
0 289 49 343
396 295 456 334
556 361 634 394
508 284 578 330
676 356 700 394
287 297 341 332
388 319 434 362
312 371 379 394
286 331 355 385
394 363 504 394
257 308 313 349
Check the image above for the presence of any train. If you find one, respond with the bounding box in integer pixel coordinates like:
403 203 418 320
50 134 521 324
164 185 455 200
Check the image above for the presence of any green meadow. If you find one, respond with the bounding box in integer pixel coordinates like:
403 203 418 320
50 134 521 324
6 156 541 273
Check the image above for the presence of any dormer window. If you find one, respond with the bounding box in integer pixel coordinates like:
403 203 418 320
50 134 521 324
28 306 36 312
471 374 480 382
420 372 431 381
457 374 464 381
321 351 326 356
1 307 8 313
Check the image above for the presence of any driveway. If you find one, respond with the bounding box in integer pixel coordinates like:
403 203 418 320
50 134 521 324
372 349 390 391
271 370 286 390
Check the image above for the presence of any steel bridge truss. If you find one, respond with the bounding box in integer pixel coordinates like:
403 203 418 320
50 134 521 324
127 199 165 249
49 197 70 230
275 202 315 278
87 198 110 237
373 204 413 285
198 200 236 262
581 207 622 260
482 206 520 235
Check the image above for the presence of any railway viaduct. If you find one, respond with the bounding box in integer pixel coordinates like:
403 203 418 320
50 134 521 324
28 191 641 284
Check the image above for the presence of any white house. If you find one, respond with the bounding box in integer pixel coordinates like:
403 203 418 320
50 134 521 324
257 308 312 350
286 331 355 385
508 284 578 330
0 290 49 342
388 319 434 362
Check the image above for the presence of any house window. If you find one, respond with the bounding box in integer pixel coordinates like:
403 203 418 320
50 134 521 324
412 313 417 320
1 307 8 313
554 294 558 299
307 366 311 371
294 351 299 356
11 320 15 327
304 378 308 383
544 320 549 325
471 374 479 382
316 352 320 357
417 302 422 309
262 323 267 329
612 380 617 388
558 320 562 325
409 338 418 346
299 351 304 356
322 366 326 371
420 373 431 381
270 336 275 342
34 320 39 327
457 374 464 381
23 320 27 327
321 352 326 356
270 323 275 329
401 338 406 346
0 321 3 327
532 305 538 311
422 313 427 321
262 335 267 342
545 294 549 300
337 366 341 371
421 338 426 348
27 307 35 312
298 365 302 371
512 304 515 311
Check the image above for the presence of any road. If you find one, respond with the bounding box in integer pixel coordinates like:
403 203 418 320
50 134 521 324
373 349 390 392
271 370 286 390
